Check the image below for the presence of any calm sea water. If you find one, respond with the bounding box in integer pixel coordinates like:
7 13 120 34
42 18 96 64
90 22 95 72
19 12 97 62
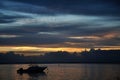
0 64 120 80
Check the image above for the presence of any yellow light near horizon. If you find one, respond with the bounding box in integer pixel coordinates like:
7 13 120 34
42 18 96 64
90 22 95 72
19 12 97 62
13 46 41 51
0 46 84 52
0 46 40 52
41 47 84 52
0 46 120 53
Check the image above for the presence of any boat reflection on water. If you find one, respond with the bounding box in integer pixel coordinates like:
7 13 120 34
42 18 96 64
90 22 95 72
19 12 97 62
17 71 47 77
28 72 46 77
17 72 47 80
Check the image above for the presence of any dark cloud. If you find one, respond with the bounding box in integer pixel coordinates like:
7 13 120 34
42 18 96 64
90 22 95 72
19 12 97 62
0 0 58 15
0 24 119 48
9 0 120 16
0 10 32 25
0 19 14 23
0 0 120 49
0 33 68 46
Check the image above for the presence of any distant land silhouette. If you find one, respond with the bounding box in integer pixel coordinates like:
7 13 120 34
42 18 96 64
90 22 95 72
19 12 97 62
0 49 120 64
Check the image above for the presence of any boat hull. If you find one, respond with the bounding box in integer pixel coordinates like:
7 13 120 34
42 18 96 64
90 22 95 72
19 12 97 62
17 66 47 74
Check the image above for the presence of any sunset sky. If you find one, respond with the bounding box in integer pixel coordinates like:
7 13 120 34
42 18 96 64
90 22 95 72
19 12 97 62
0 0 120 53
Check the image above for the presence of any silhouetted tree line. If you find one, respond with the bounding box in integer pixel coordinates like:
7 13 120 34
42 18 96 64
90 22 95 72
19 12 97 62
0 49 120 64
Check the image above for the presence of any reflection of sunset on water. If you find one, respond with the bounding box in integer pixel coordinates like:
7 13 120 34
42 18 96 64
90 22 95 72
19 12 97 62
0 64 120 80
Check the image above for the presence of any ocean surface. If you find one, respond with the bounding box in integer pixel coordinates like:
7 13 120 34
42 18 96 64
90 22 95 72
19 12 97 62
0 64 120 80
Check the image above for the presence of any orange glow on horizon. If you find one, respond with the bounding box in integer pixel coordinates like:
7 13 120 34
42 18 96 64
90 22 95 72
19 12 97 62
0 46 120 53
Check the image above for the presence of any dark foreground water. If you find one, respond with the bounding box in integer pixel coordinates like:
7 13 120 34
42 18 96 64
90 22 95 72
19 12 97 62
0 64 120 80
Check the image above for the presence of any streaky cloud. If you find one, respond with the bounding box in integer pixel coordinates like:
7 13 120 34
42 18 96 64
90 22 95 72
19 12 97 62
1 0 56 15
0 0 120 49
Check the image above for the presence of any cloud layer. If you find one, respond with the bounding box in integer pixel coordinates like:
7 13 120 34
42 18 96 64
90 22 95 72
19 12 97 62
0 0 120 49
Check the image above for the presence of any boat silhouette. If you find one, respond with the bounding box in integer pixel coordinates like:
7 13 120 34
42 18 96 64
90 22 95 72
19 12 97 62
17 65 47 74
